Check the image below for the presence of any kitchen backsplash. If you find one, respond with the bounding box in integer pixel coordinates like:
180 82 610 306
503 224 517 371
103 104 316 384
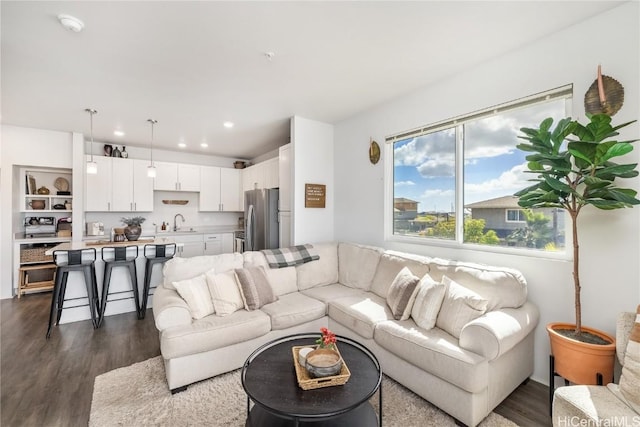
85 191 242 236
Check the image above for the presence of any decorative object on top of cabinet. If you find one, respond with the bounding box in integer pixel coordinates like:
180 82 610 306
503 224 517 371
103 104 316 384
584 65 624 116
104 144 113 157
369 138 380 165
121 146 128 158
112 146 122 158
37 186 50 195
234 161 246 169
162 199 188 205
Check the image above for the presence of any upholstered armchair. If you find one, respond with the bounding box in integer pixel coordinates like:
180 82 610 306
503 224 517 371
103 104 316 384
552 308 639 426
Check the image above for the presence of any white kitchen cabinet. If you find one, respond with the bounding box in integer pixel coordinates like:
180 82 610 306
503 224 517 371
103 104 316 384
203 234 222 255
154 162 201 192
220 168 242 211
222 232 234 253
200 167 242 212
279 211 292 247
263 157 279 189
132 159 154 211
86 156 153 212
86 156 113 211
279 144 292 211
241 157 279 191
173 234 205 258
242 165 258 192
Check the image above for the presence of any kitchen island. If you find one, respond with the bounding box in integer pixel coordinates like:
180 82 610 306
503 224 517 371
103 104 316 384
44 237 180 325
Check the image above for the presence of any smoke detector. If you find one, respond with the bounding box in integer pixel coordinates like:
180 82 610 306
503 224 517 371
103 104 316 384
58 14 84 32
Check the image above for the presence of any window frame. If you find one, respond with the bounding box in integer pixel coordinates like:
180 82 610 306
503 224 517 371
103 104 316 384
505 209 527 223
384 86 573 260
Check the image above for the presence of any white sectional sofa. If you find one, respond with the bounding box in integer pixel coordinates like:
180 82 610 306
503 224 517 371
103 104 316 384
152 242 539 427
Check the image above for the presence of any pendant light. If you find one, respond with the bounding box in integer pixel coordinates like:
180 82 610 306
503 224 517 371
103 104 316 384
147 119 158 178
85 108 98 174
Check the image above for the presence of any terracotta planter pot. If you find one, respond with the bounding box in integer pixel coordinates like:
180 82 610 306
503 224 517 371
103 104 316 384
547 322 616 384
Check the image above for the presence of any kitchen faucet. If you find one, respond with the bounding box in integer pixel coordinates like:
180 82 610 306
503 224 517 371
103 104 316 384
173 213 185 232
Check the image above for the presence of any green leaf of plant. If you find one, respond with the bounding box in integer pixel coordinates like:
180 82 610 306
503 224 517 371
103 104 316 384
602 142 633 162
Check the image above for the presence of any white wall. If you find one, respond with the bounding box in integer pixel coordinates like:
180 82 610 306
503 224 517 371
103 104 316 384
291 116 334 244
333 2 640 385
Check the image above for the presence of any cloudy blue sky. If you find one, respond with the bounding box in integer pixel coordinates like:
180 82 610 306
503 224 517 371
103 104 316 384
393 98 567 213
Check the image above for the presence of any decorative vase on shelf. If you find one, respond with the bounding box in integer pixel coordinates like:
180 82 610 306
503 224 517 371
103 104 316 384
112 146 122 158
121 146 128 158
124 225 141 241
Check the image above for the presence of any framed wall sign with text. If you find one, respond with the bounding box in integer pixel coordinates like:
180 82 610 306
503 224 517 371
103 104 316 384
305 183 326 208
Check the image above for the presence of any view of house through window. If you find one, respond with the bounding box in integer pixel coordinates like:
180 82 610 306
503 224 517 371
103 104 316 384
392 88 571 251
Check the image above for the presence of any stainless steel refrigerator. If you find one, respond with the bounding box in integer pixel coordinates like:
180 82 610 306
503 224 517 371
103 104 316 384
244 188 279 251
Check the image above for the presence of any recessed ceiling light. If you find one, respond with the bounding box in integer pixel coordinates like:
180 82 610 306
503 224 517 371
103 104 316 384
178 143 187 148
200 143 209 148
58 14 84 32
113 130 125 137
223 121 234 128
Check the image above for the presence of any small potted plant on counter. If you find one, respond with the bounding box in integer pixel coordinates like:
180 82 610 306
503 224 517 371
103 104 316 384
121 216 146 241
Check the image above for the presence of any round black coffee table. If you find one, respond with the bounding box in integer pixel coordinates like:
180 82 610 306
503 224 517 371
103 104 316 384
241 333 382 426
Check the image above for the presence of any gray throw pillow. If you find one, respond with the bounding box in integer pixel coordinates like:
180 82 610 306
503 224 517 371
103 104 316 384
386 266 421 320
235 266 278 310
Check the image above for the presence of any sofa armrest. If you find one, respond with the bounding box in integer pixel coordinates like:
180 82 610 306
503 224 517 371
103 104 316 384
152 285 192 331
459 301 539 360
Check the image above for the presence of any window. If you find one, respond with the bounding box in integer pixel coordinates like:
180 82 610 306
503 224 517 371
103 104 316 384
389 86 571 251
506 209 526 223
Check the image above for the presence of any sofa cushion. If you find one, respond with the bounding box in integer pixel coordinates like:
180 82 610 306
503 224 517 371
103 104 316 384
172 273 215 320
301 284 367 305
260 292 327 330
205 270 244 316
411 274 446 330
371 251 431 299
553 385 639 427
243 251 297 296
618 305 640 413
328 293 392 339
374 319 488 393
160 309 271 359
163 253 244 290
386 267 421 320
427 258 526 311
436 276 488 338
296 242 339 290
235 267 278 310
338 243 383 290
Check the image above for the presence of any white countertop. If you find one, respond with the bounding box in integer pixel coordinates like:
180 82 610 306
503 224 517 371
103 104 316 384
45 236 179 255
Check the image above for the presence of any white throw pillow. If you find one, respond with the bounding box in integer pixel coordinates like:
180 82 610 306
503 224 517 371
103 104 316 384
205 269 245 316
411 274 446 330
386 267 421 320
436 276 488 338
172 273 215 320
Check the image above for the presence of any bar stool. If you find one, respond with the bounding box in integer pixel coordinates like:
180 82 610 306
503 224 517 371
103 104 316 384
139 243 177 319
98 245 140 327
46 248 99 339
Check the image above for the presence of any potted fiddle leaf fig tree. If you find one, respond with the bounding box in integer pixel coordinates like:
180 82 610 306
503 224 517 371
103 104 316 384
515 113 638 384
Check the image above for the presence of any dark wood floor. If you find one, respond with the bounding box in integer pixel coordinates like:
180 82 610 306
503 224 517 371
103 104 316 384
1 293 550 426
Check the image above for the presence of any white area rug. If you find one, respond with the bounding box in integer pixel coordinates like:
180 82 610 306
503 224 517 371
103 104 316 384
90 357 518 426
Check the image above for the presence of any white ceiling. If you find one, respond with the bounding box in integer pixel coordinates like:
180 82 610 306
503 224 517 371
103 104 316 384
1 1 622 160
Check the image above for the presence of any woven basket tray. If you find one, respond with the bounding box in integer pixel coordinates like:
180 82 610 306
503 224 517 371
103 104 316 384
292 345 351 390
20 247 54 264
